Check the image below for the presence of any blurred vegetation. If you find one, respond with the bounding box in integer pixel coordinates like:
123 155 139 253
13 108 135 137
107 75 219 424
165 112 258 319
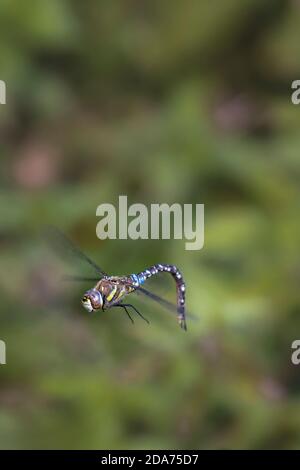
0 0 300 449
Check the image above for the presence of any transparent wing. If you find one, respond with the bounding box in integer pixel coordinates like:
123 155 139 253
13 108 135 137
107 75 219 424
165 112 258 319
62 275 100 282
135 286 196 321
44 226 108 278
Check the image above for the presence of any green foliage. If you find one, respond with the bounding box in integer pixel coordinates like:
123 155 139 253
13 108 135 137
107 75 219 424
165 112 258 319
0 0 300 449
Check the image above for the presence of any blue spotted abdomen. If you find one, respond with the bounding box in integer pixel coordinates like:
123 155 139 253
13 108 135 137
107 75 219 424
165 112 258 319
131 264 186 330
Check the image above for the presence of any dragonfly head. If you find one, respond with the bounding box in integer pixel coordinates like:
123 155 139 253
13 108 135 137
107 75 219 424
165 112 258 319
81 288 103 312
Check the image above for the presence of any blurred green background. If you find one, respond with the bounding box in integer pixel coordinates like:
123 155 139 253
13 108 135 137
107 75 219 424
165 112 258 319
1 0 300 449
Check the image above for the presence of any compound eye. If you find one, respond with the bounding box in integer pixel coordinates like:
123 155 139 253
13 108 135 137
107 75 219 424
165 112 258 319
91 290 102 307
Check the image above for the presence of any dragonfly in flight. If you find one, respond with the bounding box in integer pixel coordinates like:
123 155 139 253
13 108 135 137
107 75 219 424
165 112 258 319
48 228 188 330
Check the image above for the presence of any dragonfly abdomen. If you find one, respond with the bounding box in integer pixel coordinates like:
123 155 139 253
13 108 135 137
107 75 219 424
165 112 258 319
131 264 186 330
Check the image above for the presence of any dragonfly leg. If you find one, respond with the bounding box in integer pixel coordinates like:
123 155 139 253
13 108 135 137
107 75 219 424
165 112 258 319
114 304 134 324
122 304 150 325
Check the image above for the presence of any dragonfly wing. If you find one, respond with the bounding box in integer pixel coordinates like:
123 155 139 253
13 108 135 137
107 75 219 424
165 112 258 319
62 275 101 282
44 226 108 278
136 286 196 321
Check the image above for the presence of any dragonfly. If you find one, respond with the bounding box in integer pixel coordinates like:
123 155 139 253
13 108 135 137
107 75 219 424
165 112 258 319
47 228 187 330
